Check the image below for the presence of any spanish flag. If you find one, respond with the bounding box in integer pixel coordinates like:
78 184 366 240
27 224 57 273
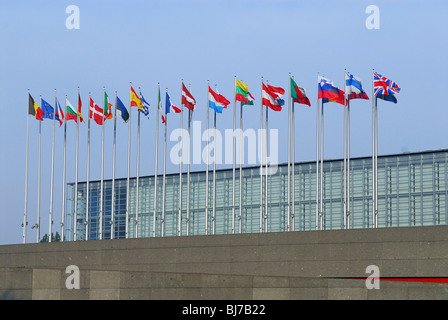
130 85 143 110
28 93 44 121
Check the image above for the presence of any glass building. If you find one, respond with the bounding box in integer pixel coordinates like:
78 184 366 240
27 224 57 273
65 149 448 241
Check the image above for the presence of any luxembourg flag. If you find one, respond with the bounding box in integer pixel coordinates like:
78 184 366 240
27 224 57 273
208 86 230 113
262 83 285 111
345 72 369 100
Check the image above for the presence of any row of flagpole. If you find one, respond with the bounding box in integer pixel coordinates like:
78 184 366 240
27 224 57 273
22 70 399 243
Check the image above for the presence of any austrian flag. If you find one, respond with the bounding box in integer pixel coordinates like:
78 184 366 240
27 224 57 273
262 83 285 111
182 83 196 111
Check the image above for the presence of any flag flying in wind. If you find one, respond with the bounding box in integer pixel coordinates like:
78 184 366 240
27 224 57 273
77 92 85 123
235 79 254 105
116 96 129 123
28 93 44 121
182 82 196 111
41 99 56 120
140 93 150 117
290 77 311 106
158 86 164 123
262 83 285 111
130 86 143 110
208 86 230 113
55 98 64 126
66 99 79 122
163 91 181 124
374 72 400 104
345 72 369 100
89 97 104 125
104 91 113 120
318 76 346 106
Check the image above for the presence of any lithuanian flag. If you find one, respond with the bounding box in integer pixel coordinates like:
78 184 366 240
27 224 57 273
235 79 254 105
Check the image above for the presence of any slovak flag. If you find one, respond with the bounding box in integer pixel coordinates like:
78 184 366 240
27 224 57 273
345 72 369 100
318 76 346 106
262 83 285 111
208 86 230 113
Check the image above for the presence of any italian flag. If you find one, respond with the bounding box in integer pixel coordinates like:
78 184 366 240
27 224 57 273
235 79 254 105
66 99 79 122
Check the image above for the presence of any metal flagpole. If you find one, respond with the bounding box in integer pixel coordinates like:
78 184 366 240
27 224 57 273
205 81 210 235
320 93 324 230
74 88 80 241
111 92 117 240
343 71 348 229
99 87 105 240
37 96 42 242
265 88 269 233
375 93 378 228
187 84 191 236
291 75 296 232
23 90 30 243
347 100 351 229
178 81 183 236
85 93 91 240
125 83 132 238
259 76 264 233
372 70 376 228
49 89 56 243
213 85 217 234
287 74 291 232
162 88 168 237
316 73 320 230
232 76 236 234
239 83 243 234
61 96 67 241
153 84 160 237
135 88 141 238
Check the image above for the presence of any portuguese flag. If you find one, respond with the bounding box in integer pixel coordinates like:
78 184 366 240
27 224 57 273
290 77 311 106
235 79 254 105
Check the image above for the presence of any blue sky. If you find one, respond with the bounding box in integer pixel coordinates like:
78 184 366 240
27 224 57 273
0 0 447 245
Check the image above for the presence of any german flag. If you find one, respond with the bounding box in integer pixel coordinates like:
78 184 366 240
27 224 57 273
28 93 44 121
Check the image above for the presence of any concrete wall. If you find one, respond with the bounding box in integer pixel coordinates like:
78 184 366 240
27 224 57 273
2 225 448 299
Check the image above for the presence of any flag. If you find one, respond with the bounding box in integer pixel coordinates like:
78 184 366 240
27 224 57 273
41 99 56 120
116 96 129 123
66 99 79 122
130 86 143 110
182 83 196 111
104 91 113 120
28 93 44 121
166 92 181 114
235 79 254 105
158 86 164 123
318 76 346 105
208 86 230 113
55 98 64 126
290 77 311 106
374 72 400 104
262 83 285 111
89 97 104 125
140 93 150 117
78 92 85 123
345 72 369 100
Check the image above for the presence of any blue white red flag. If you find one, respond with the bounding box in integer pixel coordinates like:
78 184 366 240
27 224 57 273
208 86 230 113
345 72 369 100
165 92 181 115
374 72 400 103
318 76 346 106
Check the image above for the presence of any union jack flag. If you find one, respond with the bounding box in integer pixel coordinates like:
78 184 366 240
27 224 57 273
373 72 400 96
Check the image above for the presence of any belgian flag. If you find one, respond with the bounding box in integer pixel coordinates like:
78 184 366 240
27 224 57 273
28 93 44 121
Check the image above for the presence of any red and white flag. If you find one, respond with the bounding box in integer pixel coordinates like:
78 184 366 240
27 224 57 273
262 83 285 111
89 97 104 125
182 82 196 111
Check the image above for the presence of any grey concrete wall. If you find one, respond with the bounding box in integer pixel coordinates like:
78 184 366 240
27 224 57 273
2 225 448 299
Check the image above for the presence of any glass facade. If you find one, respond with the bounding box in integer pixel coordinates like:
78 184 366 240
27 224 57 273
65 149 448 241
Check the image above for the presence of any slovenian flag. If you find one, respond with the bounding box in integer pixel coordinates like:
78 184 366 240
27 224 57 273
318 76 346 106
208 86 230 113
345 72 369 100
262 83 285 111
